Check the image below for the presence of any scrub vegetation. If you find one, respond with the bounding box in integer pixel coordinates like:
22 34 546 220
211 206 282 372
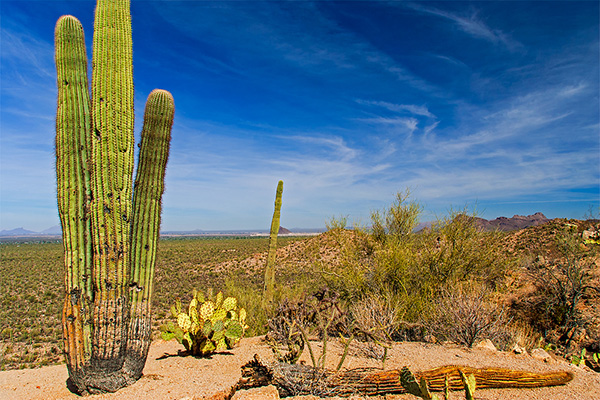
1 196 598 375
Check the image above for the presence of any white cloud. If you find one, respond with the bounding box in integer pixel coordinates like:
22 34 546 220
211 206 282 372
424 121 439 135
1 28 55 83
405 3 523 51
357 100 435 119
358 117 418 132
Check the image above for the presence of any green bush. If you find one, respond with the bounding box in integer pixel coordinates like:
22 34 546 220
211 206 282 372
318 192 510 334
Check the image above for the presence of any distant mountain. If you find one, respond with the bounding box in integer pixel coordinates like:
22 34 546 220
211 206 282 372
415 212 551 233
414 221 434 232
475 212 550 232
40 225 62 235
0 225 62 237
161 226 299 236
0 227 37 236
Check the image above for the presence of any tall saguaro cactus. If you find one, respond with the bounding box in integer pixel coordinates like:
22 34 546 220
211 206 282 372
55 0 174 394
263 180 284 309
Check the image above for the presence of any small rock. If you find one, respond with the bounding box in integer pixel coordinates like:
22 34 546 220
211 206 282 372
231 385 280 400
531 348 552 363
475 339 497 352
512 344 527 354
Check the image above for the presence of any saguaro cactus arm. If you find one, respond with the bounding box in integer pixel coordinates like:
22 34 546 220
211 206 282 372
55 14 93 373
125 89 174 377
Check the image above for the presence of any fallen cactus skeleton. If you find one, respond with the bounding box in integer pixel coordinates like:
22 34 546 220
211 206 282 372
232 354 574 398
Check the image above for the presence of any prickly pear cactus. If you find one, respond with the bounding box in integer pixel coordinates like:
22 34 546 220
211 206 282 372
160 290 248 356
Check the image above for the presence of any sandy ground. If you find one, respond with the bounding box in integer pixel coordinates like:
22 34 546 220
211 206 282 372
1 336 599 400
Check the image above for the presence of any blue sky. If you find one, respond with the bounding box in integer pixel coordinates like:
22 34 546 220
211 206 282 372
1 0 598 232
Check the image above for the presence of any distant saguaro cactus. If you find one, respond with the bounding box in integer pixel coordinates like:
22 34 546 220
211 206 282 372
263 180 284 308
55 0 174 394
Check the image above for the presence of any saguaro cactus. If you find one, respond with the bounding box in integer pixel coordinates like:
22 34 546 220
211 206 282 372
55 0 174 394
263 180 284 308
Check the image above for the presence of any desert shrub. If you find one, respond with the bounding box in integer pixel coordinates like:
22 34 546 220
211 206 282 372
414 211 508 291
505 320 543 351
349 293 402 341
326 215 349 231
371 190 422 244
348 293 401 360
224 258 320 338
320 193 510 335
320 192 425 320
266 288 354 370
266 297 309 363
430 283 512 348
520 225 600 350
317 227 376 303
223 280 268 337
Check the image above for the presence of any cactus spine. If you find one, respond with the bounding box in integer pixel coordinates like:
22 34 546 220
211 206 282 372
54 0 174 394
263 180 283 309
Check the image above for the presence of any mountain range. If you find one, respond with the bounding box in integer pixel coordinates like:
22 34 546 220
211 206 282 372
0 213 552 237
473 212 550 232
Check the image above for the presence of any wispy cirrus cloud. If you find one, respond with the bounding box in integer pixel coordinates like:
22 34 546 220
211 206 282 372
358 117 419 135
405 3 523 51
1 28 55 83
1 1 597 231
356 100 436 119
157 114 397 229
157 0 439 98
394 80 598 205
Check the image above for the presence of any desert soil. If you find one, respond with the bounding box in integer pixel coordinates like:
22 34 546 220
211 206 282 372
1 336 599 400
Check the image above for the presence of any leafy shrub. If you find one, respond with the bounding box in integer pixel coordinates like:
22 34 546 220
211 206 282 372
160 289 248 356
319 192 509 332
371 190 421 244
417 212 507 286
